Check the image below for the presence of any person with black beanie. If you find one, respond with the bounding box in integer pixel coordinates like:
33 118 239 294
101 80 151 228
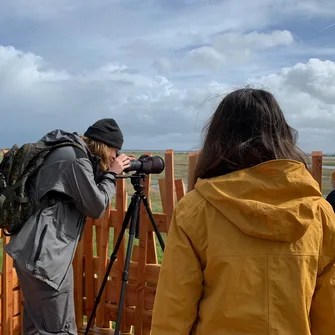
5 118 133 334
82 118 133 175
84 118 124 151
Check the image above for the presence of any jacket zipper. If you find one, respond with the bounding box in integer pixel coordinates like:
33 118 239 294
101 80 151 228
34 224 48 264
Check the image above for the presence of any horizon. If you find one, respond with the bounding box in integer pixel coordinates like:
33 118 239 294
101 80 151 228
1 146 335 157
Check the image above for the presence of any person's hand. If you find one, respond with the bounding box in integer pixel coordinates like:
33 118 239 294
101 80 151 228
109 153 131 174
127 154 136 161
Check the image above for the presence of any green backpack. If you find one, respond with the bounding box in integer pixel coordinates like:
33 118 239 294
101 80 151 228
0 141 84 236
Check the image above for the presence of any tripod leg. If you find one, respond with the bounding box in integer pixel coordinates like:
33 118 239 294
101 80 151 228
114 194 141 335
84 197 136 335
141 195 165 251
135 204 140 239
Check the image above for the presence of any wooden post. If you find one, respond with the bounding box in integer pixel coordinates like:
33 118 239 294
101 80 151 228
311 151 322 190
1 232 22 334
174 179 185 201
73 229 84 328
83 218 95 324
146 153 158 265
164 149 175 232
95 206 111 327
20 287 24 335
158 178 166 214
187 152 198 192
2 234 13 335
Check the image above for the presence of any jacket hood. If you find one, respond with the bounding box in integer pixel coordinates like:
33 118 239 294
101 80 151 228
40 129 91 156
195 160 322 243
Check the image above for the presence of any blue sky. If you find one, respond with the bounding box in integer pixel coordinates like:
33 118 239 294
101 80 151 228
1 0 335 152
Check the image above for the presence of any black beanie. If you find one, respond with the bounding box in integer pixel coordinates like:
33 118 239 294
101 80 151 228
84 118 124 150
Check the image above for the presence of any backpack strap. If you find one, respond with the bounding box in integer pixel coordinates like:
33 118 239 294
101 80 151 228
0 178 29 202
0 141 88 230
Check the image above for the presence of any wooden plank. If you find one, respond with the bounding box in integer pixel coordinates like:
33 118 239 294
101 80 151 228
158 179 166 214
109 210 168 233
12 289 20 316
146 232 157 265
164 149 175 232
145 153 158 265
12 315 20 335
89 258 160 285
20 288 24 335
2 236 13 335
104 304 152 328
84 218 95 320
174 179 185 201
311 151 322 190
96 206 111 327
73 233 85 328
12 270 19 289
87 278 157 311
79 326 116 335
187 151 198 192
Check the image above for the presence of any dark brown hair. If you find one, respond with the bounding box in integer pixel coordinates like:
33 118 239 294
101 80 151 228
194 88 307 183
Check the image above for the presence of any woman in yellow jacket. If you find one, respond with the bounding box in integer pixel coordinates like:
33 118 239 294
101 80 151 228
151 88 335 335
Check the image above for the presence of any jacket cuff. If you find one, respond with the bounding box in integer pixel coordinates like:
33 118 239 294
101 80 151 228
103 172 117 185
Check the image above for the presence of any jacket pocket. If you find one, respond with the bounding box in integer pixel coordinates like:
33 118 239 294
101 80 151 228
34 225 47 264
61 205 81 240
62 219 80 240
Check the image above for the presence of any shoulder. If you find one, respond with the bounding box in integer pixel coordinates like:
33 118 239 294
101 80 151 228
326 190 335 209
172 189 210 256
45 144 88 165
317 197 335 263
319 196 335 219
174 189 207 226
318 197 335 242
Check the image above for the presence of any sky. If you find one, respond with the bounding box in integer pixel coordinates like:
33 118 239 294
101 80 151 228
1 0 335 153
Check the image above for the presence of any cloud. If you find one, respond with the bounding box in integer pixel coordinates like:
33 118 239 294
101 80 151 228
3 0 332 73
1 0 335 153
0 45 214 150
154 30 295 73
184 46 226 70
247 58 335 151
213 30 294 53
1 44 335 153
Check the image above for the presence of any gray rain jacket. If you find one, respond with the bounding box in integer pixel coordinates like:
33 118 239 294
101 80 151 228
5 129 116 290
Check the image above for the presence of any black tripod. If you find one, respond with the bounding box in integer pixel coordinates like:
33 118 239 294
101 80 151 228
84 173 165 335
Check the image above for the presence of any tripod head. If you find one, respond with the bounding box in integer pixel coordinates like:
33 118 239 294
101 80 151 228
115 172 147 194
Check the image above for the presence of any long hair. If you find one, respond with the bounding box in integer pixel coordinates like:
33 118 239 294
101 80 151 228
81 136 111 172
194 88 307 184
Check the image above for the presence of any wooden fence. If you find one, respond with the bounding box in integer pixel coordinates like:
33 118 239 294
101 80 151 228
0 150 325 334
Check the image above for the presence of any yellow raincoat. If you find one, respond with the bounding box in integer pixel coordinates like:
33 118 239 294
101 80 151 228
151 160 335 335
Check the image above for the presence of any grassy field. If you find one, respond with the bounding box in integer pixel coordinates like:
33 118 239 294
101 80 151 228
1 153 335 270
